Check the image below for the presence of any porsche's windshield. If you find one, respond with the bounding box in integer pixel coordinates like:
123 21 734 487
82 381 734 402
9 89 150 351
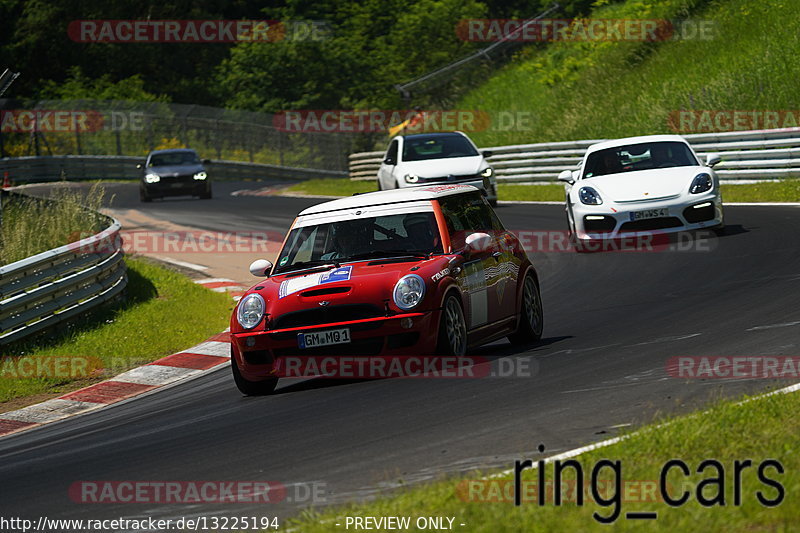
583 141 698 178
274 211 443 274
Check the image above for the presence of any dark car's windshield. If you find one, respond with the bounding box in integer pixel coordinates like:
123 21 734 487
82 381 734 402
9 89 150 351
402 134 479 162
274 211 443 273
149 151 200 167
583 141 698 178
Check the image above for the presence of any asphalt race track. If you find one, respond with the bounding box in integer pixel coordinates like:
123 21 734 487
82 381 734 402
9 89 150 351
2 181 800 528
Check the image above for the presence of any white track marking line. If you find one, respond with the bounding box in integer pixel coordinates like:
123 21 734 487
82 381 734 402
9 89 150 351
152 256 209 272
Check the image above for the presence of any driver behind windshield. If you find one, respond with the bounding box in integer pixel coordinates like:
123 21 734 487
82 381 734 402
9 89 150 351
322 220 373 260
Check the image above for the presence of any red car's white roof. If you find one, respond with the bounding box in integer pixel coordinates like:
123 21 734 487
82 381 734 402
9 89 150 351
586 134 690 155
298 183 479 216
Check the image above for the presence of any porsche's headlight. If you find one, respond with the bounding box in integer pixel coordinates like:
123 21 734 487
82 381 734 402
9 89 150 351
479 167 494 178
144 173 160 183
405 174 420 184
193 171 208 180
689 173 713 194
393 274 426 310
579 186 603 205
237 293 265 329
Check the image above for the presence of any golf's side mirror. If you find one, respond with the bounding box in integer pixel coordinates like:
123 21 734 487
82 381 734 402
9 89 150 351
249 259 273 278
558 170 575 184
482 150 494 158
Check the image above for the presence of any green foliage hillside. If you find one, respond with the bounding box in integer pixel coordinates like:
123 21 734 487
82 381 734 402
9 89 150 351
459 0 800 145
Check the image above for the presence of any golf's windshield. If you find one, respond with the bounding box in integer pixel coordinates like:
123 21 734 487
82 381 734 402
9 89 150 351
402 134 479 162
583 141 698 178
274 211 443 273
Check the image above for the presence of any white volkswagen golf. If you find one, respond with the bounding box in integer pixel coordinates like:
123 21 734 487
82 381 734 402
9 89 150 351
377 131 498 206
558 134 724 245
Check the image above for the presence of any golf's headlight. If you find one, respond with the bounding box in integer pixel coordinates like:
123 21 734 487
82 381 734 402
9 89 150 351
689 173 712 194
479 167 494 178
193 171 208 180
144 173 160 183
393 274 425 310
237 293 265 329
404 174 420 184
579 186 603 205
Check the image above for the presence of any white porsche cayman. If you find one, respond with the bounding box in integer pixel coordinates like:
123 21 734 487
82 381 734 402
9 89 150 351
558 134 724 243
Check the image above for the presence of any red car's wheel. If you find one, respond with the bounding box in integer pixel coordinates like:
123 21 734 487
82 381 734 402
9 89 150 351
437 294 467 356
508 274 543 344
231 355 278 395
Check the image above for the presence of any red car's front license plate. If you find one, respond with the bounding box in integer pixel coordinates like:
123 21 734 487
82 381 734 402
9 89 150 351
298 328 351 349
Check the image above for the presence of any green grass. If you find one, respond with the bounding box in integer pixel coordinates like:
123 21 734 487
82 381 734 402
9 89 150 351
285 388 798 531
286 178 376 196
0 184 107 265
459 0 800 146
0 257 232 404
284 178 800 203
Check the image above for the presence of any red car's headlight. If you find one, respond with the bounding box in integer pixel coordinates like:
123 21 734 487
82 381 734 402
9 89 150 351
393 274 426 310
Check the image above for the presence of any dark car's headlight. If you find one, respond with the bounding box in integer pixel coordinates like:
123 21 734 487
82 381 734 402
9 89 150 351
193 171 208 180
579 186 603 205
144 173 160 184
689 173 713 194
237 293 265 329
393 274 425 310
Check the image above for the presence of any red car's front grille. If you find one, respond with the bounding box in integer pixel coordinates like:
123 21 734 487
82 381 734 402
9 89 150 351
272 304 384 330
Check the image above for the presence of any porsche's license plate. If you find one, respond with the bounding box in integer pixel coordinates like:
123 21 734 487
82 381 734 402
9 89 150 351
298 328 351 349
630 208 669 221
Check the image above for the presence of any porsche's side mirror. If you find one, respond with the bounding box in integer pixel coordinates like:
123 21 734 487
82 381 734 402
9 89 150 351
202 159 211 165
249 259 273 278
482 150 494 158
464 232 492 255
383 157 395 165
558 169 575 184
706 154 721 168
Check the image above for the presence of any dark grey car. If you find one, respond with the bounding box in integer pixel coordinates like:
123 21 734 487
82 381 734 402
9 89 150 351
138 148 212 202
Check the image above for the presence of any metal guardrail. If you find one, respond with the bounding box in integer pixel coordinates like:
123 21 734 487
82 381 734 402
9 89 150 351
348 128 800 182
0 196 127 345
0 155 346 184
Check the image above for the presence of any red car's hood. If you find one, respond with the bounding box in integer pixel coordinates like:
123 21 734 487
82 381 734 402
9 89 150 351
244 257 453 325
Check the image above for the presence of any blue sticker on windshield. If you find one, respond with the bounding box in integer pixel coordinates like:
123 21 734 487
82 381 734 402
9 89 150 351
320 266 352 284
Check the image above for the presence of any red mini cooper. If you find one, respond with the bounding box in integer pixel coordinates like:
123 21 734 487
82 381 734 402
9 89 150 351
230 184 543 394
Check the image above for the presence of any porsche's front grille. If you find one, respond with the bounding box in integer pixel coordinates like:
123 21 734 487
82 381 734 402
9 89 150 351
619 217 683 232
683 203 716 223
272 304 384 330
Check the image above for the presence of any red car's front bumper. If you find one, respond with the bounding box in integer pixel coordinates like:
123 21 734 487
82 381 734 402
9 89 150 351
231 310 440 382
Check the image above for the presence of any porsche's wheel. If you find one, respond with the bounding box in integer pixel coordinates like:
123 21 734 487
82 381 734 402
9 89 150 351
377 178 383 191
438 294 467 356
199 189 212 200
231 356 277 395
140 190 151 203
508 274 543 344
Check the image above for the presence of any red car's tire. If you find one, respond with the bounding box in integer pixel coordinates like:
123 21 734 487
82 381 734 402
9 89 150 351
231 357 278 396
508 274 543 345
437 294 467 356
